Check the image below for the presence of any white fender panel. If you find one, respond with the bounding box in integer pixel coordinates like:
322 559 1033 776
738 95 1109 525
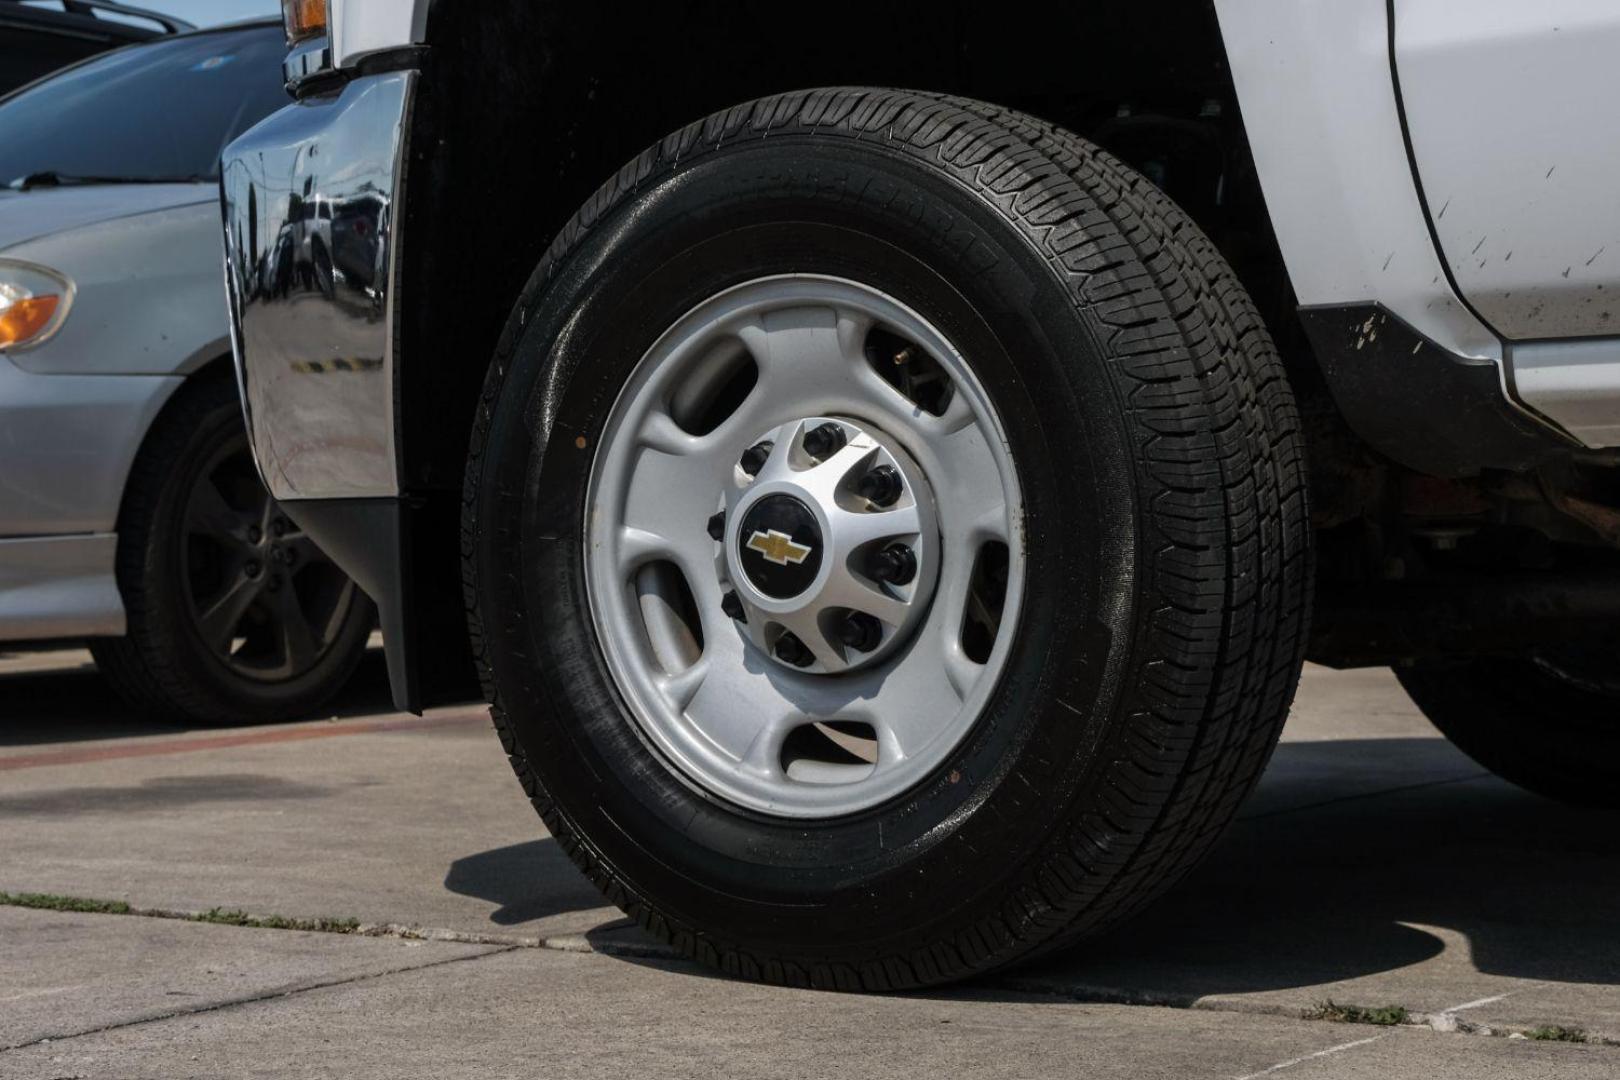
1213 0 1501 363
1394 2 1620 340
330 0 430 68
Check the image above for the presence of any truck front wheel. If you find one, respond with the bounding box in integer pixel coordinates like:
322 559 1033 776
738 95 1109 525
463 89 1311 988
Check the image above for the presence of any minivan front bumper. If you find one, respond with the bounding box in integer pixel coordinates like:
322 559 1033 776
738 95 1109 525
221 70 436 710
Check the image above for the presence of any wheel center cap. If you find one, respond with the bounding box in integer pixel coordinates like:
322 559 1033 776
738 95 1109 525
715 416 942 676
737 494 823 599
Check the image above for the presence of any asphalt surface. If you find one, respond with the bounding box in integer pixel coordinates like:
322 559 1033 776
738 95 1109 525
2 650 1616 1078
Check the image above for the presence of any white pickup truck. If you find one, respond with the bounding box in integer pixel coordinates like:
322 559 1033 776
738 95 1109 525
221 0 1620 989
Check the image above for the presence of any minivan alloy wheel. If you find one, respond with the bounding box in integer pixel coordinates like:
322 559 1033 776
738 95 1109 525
91 374 374 725
181 436 358 682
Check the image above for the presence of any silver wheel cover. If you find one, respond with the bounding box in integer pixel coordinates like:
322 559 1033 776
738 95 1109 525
585 275 1025 818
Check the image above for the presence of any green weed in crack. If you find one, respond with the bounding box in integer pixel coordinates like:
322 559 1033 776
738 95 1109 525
1303 1001 1411 1026
1 891 358 935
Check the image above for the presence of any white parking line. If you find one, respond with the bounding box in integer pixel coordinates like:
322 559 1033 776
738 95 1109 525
1232 1034 1386 1080
1442 989 1521 1013
1425 985 1547 1031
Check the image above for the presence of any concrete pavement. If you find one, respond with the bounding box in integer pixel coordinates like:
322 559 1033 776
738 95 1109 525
0 905 501 1050
2 648 1617 1077
7 920 1613 1080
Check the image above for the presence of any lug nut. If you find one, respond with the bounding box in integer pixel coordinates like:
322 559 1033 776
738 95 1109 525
857 465 902 507
774 632 814 668
837 611 882 652
739 440 773 476
271 517 287 537
802 422 846 460
721 590 746 623
707 511 727 542
244 559 262 580
247 525 262 544
869 543 917 586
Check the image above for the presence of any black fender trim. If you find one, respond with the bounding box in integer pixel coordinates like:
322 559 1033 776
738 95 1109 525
280 493 475 713
1298 303 1577 477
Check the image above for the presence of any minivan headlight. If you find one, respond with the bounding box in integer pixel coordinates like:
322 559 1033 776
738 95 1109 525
0 260 73 351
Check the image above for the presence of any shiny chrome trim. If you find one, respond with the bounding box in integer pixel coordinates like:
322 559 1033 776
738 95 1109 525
283 34 333 87
221 70 413 500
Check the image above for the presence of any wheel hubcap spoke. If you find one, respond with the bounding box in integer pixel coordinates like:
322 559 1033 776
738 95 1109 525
863 648 975 761
276 585 320 672
827 502 923 553
196 571 264 655
738 307 869 409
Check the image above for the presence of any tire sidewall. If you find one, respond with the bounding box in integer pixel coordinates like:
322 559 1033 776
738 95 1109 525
476 138 1144 951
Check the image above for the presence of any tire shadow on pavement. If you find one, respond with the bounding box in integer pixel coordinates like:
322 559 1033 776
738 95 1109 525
494 737 1620 1001
1017 737 1620 998
443 839 612 926
0 773 334 815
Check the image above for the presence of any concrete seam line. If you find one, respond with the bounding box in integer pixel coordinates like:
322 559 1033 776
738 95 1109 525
0 945 521 1054
1230 1034 1386 1080
355 923 678 961
0 894 675 956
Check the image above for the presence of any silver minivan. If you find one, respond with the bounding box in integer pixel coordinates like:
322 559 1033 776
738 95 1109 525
0 19 370 724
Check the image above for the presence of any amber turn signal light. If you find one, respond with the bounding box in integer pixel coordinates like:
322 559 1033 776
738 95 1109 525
0 295 59 349
0 262 73 351
282 0 327 43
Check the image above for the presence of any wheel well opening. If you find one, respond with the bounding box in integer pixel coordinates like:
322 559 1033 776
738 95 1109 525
395 0 1290 500
392 4 1311 695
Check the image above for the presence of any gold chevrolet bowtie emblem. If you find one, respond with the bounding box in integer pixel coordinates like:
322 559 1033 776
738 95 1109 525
746 529 813 566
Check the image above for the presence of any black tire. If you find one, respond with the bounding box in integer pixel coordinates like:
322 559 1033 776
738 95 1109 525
464 89 1311 988
91 373 373 725
1395 652 1620 807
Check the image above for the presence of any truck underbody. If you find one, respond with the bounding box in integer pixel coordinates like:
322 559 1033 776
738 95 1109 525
323 2 1617 707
